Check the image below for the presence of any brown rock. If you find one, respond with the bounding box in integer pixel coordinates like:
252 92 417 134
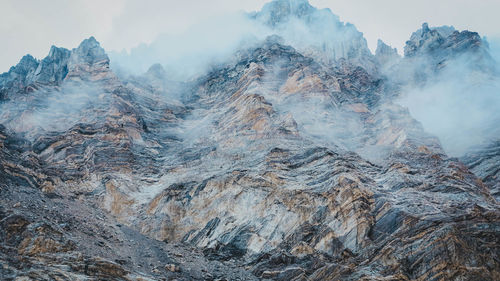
165 264 180 272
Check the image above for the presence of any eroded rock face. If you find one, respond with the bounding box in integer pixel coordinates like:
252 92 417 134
462 140 500 200
252 0 377 73
379 22 500 198
404 23 488 60
1 2 499 280
390 22 496 87
0 125 257 281
375 39 400 68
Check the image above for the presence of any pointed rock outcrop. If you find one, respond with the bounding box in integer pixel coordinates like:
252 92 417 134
253 0 377 72
0 2 499 280
375 39 400 66
0 37 116 101
66 36 114 82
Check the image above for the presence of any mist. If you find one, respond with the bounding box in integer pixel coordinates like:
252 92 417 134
396 46 500 156
0 82 106 139
109 12 271 79
107 0 376 153
109 1 371 80
2 0 499 161
111 2 500 159
489 37 500 63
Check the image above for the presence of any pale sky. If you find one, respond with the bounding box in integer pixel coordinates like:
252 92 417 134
2 0 500 73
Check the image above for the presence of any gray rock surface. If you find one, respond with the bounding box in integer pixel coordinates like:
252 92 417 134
0 1 499 280
375 39 400 67
395 22 496 86
462 140 500 200
253 0 377 73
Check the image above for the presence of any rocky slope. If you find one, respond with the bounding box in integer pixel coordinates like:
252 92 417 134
462 141 500 200
1 1 499 280
385 22 500 197
386 23 496 88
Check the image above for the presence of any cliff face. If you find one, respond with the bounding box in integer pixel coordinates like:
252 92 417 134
388 23 496 87
385 23 500 197
462 141 500 199
1 1 500 280
252 0 377 73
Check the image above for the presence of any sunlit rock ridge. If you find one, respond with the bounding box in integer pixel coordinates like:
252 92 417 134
1 0 499 280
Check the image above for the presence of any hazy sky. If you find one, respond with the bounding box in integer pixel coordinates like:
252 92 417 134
2 0 500 72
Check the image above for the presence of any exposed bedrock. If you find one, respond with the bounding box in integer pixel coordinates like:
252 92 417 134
1 1 499 280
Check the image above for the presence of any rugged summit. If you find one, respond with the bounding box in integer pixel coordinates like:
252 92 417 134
1 1 500 280
375 40 400 65
404 23 486 59
386 23 500 194
462 141 500 200
0 36 114 102
395 22 496 85
252 0 376 71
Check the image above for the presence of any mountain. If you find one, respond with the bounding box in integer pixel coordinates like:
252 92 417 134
398 23 496 84
110 0 377 78
252 0 377 72
1 0 499 280
462 140 500 200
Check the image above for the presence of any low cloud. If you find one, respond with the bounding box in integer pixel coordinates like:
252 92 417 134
0 82 105 139
397 50 500 156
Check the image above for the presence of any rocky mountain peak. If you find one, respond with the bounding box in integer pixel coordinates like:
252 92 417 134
376 39 398 57
33 45 71 84
395 22 497 84
421 22 431 33
257 0 315 27
253 0 376 73
146 63 167 79
0 37 113 101
65 37 114 83
404 22 488 60
0 55 39 83
404 23 445 57
375 39 400 67
70 36 109 66
1 1 500 280
13 54 39 73
47 45 69 59
0 55 40 100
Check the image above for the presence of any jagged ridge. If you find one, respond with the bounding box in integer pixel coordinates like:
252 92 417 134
0 1 499 280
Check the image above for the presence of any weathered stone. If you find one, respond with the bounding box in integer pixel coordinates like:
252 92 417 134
0 1 499 280
165 263 181 272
